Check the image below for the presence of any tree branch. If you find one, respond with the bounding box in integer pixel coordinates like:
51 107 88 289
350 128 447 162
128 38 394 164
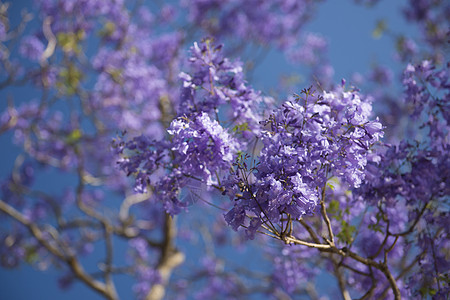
319 181 335 245
0 199 118 300
146 214 185 300
333 258 352 300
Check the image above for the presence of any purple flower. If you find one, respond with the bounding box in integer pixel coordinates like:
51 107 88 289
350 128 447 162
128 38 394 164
129 238 149 260
133 266 161 300
368 65 394 85
183 0 317 49
58 273 74 290
287 33 328 65
0 21 6 41
0 234 26 268
168 112 239 186
287 32 334 87
270 244 318 295
19 35 44 62
225 86 383 236
402 0 449 62
178 40 264 136
395 36 418 62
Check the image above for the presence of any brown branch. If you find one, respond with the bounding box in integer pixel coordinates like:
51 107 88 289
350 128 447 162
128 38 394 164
283 235 333 249
319 181 335 245
299 218 322 244
340 262 370 277
379 251 424 299
103 223 117 298
146 214 184 300
283 228 402 300
357 267 376 300
378 263 401 299
390 204 428 237
0 199 117 300
344 250 400 299
333 258 352 300
369 222 390 259
74 148 119 299
119 192 152 223
40 16 56 68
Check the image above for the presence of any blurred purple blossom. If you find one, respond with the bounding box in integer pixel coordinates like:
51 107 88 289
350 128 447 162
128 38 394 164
19 35 44 62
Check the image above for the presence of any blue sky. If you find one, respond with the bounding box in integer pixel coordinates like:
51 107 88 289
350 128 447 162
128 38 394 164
0 0 419 299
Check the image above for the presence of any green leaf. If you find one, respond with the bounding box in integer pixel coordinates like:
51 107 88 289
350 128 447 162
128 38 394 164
108 68 123 84
25 246 39 264
66 129 82 144
57 30 84 54
337 221 356 244
368 223 383 233
373 19 387 39
326 177 339 191
328 200 340 215
232 122 249 133
57 64 83 95
327 182 335 190
99 21 116 38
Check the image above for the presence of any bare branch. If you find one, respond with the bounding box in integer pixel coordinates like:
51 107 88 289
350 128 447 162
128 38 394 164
146 214 185 300
40 17 56 66
0 199 117 300
283 235 333 249
333 259 352 300
319 180 335 245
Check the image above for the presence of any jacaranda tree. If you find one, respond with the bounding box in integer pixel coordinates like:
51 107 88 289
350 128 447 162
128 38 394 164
0 0 448 299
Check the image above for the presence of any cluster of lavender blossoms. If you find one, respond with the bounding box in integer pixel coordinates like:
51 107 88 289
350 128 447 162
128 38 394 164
183 0 316 49
224 85 383 238
353 61 449 298
118 40 383 239
1 0 449 299
177 40 264 134
114 39 261 214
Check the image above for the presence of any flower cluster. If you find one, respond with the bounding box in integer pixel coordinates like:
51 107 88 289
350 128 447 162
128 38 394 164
1 101 80 169
168 112 239 186
115 111 240 214
36 0 127 37
402 0 450 62
115 40 264 214
183 0 316 49
113 135 169 194
224 85 383 237
114 135 185 214
193 256 240 300
179 39 265 136
287 33 334 88
2 0 450 299
127 238 162 300
19 35 44 62
91 47 170 138
270 244 318 295
354 61 449 298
